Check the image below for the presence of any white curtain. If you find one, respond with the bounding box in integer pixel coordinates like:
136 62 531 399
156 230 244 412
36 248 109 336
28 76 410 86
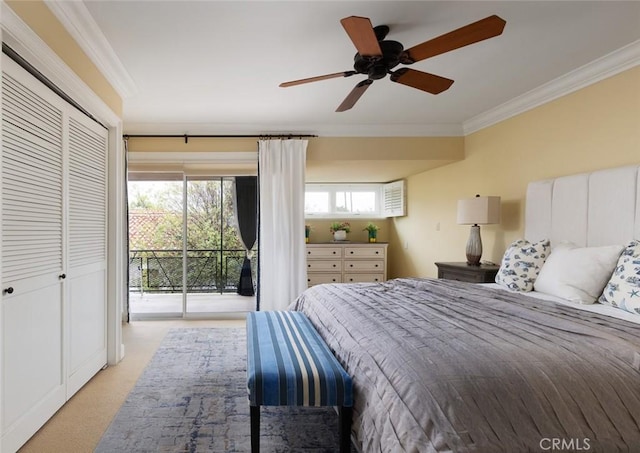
258 139 308 311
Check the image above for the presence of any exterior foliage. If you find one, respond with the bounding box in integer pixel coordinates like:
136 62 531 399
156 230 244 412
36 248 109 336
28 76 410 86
128 179 255 293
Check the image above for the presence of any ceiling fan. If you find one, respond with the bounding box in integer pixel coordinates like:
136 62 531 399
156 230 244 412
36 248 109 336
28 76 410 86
280 15 506 112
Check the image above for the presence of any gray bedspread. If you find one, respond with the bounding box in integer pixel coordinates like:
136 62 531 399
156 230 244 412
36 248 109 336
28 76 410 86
289 278 640 453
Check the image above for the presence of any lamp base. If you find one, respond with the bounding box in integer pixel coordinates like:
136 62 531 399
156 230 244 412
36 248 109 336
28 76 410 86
465 225 482 266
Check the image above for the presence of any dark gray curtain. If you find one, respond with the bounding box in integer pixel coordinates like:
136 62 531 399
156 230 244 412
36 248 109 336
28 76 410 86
234 176 258 296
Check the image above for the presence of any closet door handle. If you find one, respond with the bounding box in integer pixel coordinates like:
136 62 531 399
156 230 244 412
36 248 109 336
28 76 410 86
3 287 14 295
59 274 66 280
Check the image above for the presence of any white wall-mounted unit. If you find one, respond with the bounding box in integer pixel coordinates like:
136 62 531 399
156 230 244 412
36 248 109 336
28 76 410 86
1 55 108 453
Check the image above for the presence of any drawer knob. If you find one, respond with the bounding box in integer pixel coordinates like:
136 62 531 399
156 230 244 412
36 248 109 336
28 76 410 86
375 264 378 268
307 251 311 255
350 251 354 254
3 287 14 295
374 278 379 282
307 264 311 268
349 278 353 282
375 251 379 254
332 264 336 267
350 264 353 267
332 251 336 254
307 279 311 282
332 279 336 282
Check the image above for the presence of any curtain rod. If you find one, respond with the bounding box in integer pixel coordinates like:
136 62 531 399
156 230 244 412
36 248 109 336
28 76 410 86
123 133 318 144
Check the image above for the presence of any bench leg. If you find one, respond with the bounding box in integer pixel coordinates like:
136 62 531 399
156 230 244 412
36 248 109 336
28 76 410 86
250 405 260 453
339 406 352 453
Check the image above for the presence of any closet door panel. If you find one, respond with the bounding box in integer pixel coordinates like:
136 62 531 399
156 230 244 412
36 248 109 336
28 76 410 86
68 267 106 396
2 287 64 432
1 73 63 285
1 56 66 452
1 62 66 452
66 114 108 398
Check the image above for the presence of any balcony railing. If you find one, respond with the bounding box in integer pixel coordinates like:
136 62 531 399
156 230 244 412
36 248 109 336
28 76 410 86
129 249 257 294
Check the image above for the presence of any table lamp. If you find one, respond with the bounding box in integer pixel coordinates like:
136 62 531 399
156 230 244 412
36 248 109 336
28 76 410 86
457 195 501 266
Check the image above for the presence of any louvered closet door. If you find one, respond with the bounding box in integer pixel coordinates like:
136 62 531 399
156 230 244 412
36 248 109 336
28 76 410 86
66 113 108 397
1 67 66 443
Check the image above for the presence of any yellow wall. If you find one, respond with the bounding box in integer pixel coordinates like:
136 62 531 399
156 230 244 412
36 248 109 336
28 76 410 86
305 219 390 244
126 136 464 184
6 0 123 117
391 66 640 279
126 136 463 157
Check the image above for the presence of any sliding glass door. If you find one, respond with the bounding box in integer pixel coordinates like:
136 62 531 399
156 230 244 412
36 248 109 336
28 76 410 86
128 175 256 319
185 177 256 314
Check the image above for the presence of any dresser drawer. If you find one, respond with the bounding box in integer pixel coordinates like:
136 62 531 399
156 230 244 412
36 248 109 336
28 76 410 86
306 247 342 258
307 260 342 271
307 273 342 286
344 273 384 283
344 246 385 258
344 260 384 271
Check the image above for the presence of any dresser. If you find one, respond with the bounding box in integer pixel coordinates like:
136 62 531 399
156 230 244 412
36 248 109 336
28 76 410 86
306 243 388 287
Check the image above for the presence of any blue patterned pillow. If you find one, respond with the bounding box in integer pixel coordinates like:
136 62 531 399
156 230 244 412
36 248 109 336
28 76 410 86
495 239 550 292
599 239 640 315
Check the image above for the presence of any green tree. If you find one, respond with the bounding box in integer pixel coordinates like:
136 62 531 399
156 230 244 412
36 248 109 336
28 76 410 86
128 178 254 292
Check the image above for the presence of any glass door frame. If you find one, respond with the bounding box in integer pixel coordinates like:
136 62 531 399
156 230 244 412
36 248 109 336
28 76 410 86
127 173 256 320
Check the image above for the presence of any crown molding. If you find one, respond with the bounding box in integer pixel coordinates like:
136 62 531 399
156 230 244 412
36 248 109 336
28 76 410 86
45 0 137 99
1 1 120 126
464 40 640 135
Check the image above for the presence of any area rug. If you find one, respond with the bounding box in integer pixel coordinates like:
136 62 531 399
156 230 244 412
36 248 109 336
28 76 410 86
96 328 354 452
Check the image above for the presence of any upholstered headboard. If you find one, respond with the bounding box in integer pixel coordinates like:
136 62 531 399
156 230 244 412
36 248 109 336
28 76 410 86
525 165 640 247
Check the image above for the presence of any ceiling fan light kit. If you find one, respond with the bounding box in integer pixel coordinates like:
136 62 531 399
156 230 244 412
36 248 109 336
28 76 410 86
280 15 506 112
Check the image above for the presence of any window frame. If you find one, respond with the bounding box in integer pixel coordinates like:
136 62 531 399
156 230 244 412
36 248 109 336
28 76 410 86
304 183 385 219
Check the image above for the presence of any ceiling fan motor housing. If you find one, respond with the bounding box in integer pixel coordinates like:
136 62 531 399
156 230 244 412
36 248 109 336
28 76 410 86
353 40 405 80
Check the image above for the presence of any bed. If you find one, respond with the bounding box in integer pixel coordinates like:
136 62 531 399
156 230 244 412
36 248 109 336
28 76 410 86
290 165 640 453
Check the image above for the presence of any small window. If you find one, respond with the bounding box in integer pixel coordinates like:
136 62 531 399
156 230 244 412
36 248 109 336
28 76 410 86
305 183 386 218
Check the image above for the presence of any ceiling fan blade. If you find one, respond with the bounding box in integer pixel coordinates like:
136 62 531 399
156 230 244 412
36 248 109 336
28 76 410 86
336 79 373 112
340 16 383 57
404 15 506 63
390 68 454 94
280 71 356 87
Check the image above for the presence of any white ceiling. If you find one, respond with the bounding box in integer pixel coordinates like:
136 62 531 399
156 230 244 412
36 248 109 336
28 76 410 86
69 1 640 136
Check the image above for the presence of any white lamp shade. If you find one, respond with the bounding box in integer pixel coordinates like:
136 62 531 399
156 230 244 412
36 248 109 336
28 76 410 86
457 196 501 225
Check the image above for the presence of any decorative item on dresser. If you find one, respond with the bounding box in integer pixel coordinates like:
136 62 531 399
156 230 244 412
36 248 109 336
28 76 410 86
435 261 500 283
363 222 380 243
306 243 388 287
456 195 501 265
329 221 351 241
305 224 311 243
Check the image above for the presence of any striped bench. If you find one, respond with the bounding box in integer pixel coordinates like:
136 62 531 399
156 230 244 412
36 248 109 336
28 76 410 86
246 311 353 453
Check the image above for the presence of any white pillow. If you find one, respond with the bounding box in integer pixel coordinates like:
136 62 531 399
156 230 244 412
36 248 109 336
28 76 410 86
599 239 640 315
534 241 623 304
495 238 550 292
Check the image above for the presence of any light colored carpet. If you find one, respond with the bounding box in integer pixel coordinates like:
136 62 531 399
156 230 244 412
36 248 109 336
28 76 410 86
18 320 244 453
94 327 350 452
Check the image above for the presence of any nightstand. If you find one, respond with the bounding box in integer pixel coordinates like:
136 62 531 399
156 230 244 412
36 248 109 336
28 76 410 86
435 262 500 283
